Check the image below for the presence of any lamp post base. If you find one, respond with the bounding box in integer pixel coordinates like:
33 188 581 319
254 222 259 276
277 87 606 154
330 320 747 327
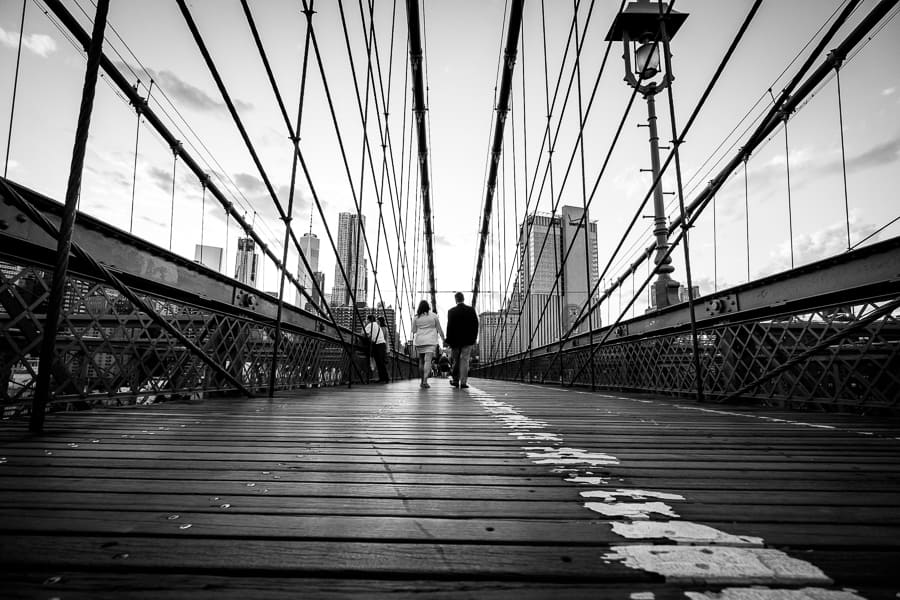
648 277 682 311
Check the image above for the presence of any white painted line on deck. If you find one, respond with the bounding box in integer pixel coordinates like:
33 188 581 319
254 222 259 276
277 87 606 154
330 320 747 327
467 384 863 595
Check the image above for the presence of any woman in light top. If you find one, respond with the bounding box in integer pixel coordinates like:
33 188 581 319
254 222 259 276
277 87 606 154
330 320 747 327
411 300 445 388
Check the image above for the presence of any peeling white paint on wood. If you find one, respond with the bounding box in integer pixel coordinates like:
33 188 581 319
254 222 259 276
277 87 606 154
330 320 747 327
684 587 866 600
526 446 620 466
564 475 610 485
603 545 832 585
584 501 679 519
581 489 685 502
611 521 764 546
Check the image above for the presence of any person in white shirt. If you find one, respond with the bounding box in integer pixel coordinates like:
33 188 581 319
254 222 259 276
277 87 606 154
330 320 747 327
364 314 389 383
411 300 445 389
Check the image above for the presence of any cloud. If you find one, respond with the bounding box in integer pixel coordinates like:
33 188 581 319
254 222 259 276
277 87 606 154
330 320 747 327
0 27 57 57
882 87 896 96
112 62 253 112
234 172 266 195
151 68 253 112
844 138 900 172
766 218 882 273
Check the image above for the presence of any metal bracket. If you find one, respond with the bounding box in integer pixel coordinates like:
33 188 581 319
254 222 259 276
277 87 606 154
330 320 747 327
704 294 738 316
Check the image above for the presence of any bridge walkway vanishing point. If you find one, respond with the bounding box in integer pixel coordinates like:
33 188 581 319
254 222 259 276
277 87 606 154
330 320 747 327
0 379 899 598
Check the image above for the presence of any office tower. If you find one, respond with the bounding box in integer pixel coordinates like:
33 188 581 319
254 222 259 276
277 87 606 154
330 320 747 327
330 213 367 307
194 244 223 272
508 206 600 352
297 232 321 306
303 272 326 312
234 237 259 287
330 304 397 347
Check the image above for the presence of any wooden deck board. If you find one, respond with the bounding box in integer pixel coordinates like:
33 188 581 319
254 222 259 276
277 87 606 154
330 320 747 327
2 378 899 598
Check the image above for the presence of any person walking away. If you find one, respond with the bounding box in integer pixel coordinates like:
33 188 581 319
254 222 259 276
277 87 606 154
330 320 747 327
364 315 390 383
446 291 479 389
411 300 445 388
377 315 392 381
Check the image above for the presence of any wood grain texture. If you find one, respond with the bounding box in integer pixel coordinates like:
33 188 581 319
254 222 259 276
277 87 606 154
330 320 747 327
1 378 899 598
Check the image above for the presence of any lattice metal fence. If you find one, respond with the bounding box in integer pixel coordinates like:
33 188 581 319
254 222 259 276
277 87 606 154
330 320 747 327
479 295 900 409
1 259 414 416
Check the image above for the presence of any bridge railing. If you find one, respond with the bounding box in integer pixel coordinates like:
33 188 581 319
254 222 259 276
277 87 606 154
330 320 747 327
475 237 900 410
0 181 415 417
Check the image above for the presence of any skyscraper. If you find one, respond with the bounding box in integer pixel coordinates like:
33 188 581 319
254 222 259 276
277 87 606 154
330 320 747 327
194 244 223 272
507 205 600 352
297 232 324 308
330 212 367 307
234 237 258 287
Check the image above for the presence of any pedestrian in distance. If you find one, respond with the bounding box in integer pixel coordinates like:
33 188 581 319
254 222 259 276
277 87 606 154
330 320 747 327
446 291 479 389
411 300 445 388
363 314 390 383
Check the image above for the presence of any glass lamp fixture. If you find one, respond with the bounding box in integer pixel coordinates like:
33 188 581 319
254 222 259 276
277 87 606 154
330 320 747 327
634 40 660 79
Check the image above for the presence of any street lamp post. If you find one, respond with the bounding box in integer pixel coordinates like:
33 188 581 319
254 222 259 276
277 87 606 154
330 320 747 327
606 0 688 310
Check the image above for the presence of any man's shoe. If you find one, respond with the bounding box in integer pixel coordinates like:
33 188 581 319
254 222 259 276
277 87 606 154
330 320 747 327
459 383 469 389
449 380 459 388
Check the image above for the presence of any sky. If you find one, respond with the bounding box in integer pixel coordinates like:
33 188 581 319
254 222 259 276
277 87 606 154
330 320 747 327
1 0 898 343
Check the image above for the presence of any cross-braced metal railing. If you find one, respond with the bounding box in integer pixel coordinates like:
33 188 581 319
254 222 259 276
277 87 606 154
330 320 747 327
0 257 414 417
475 237 900 410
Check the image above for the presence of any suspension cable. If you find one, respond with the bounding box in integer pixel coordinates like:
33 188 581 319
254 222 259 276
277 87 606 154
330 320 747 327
405 0 438 311
3 0 26 178
472 0 525 308
561 0 894 382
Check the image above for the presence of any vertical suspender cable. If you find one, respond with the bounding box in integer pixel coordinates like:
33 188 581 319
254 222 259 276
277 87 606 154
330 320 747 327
712 182 718 291
266 0 314 396
743 157 750 281
3 0 26 178
129 83 143 232
31 0 110 433
169 145 178 251
835 63 852 251
660 11 704 402
573 0 594 390
783 115 795 268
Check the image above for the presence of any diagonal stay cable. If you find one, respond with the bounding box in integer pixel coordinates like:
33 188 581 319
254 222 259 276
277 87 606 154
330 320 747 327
177 0 341 322
564 0 864 344
181 0 366 383
40 0 349 351
564 0 895 385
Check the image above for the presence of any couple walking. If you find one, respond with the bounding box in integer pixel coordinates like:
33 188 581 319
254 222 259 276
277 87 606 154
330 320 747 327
411 292 479 389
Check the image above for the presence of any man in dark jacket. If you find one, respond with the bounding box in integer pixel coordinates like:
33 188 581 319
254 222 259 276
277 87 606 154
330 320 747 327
445 291 479 389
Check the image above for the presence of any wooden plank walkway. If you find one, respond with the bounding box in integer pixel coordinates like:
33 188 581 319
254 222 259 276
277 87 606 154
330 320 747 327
1 378 899 598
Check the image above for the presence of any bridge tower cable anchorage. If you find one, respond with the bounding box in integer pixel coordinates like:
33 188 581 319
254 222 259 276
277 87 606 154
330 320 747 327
40 0 363 383
176 0 367 384
405 0 438 311
565 0 896 387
